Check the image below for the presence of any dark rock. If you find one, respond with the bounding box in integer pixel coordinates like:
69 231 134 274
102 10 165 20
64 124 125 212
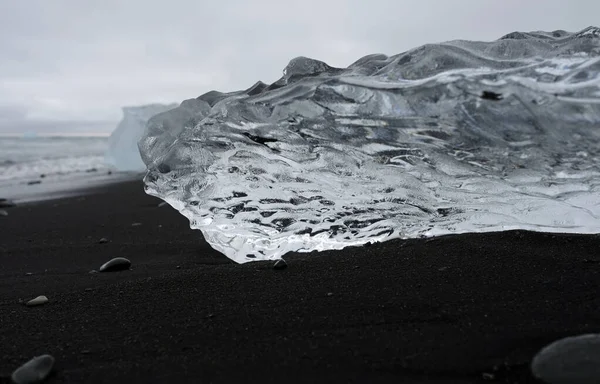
532 333 600 384
26 296 48 307
99 257 131 272
27 180 42 185
11 354 55 384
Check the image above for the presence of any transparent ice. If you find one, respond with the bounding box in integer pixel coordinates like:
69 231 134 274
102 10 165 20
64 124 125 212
140 27 600 263
106 104 177 172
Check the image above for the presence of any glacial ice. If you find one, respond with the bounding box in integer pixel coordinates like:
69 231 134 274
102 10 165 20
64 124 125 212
105 104 177 172
139 27 600 263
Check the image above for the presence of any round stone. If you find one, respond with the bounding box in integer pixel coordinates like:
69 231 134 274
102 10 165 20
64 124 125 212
531 334 600 384
11 355 55 384
99 257 131 272
26 296 48 307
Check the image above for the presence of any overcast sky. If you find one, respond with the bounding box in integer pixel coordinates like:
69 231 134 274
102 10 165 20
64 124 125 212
0 0 598 135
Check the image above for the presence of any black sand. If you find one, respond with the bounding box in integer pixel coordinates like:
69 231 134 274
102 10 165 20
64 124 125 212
1 181 599 383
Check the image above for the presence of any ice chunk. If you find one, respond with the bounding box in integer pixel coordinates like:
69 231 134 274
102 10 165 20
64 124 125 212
139 27 600 263
105 104 177 172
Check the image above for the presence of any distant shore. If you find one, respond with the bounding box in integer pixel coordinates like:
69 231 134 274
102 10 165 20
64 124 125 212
1 180 599 383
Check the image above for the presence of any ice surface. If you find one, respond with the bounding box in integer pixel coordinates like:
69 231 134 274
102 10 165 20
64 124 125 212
106 104 177 171
139 27 600 263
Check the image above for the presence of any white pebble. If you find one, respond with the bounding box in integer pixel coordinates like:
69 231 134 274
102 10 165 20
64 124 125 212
26 296 48 307
531 333 600 384
11 354 55 384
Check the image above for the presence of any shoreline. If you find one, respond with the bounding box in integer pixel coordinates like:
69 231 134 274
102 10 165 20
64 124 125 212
1 180 599 383
0 171 142 204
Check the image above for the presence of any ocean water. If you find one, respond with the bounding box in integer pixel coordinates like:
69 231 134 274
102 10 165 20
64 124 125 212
0 136 110 183
0 136 140 202
140 27 600 263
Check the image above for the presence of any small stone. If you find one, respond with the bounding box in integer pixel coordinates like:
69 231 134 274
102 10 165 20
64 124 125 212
131 222 142 227
176 265 181 269
438 267 449 271
327 292 333 297
25 272 32 276
99 257 131 272
27 180 41 185
98 238 109 244
89 270 98 274
0 209 7 216
85 288 93 292
11 354 55 384
482 372 495 380
531 333 600 384
26 296 48 307
273 259 287 270
158 201 168 207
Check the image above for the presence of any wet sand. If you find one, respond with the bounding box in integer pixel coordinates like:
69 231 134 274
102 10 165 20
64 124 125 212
1 180 599 383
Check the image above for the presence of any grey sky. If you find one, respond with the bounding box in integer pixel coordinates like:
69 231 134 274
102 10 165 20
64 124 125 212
0 0 598 134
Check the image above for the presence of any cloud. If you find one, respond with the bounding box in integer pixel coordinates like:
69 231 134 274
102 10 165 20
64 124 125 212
0 0 598 134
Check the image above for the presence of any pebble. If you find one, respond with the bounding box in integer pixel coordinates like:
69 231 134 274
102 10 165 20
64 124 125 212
11 354 55 384
531 333 600 384
98 238 109 244
273 259 287 270
0 209 7 216
26 296 48 307
99 257 131 272
327 292 334 297
89 270 98 274
27 180 41 185
131 222 142 227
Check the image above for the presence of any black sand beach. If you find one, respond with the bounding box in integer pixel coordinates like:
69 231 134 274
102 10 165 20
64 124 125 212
1 181 599 383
